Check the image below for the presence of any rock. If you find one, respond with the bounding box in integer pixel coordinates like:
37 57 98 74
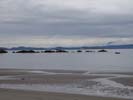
77 50 82 53
85 50 94 52
98 49 108 52
16 50 36 53
0 49 8 53
55 50 68 53
44 50 55 53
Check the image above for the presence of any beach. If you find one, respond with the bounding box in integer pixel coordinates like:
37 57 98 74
0 69 133 100
0 88 131 100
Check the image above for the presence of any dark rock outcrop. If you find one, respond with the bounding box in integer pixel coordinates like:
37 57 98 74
77 50 82 53
85 50 95 53
0 49 8 53
55 50 68 53
44 49 68 53
44 50 56 53
98 49 108 52
16 50 36 53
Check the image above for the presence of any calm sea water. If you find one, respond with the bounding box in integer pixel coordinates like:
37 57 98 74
0 49 133 72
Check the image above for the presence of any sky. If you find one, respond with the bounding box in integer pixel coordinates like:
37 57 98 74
0 0 133 47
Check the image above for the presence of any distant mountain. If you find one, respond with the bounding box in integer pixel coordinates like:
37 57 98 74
9 46 46 50
8 46 79 50
52 44 133 49
80 44 133 49
3 44 133 50
0 47 8 50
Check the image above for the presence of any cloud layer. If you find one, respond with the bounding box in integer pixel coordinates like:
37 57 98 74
0 0 133 46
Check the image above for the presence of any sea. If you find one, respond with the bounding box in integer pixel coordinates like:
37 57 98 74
0 49 133 72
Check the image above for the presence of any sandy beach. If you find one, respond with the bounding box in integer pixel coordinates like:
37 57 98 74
0 69 133 100
111 77 133 86
0 88 131 100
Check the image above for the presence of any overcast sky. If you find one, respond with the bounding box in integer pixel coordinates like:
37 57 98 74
0 0 133 47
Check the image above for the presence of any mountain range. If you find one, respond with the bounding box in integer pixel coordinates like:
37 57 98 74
1 44 133 50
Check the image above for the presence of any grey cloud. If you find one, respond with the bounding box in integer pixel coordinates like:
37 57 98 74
0 0 133 46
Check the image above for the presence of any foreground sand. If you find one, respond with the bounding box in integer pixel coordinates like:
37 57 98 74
0 88 131 100
0 69 133 100
111 77 133 86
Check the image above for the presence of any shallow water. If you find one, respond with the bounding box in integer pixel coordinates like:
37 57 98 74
0 49 133 72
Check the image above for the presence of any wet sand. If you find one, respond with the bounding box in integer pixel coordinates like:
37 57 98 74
0 88 131 100
0 69 133 100
0 69 109 84
111 77 133 86
0 74 108 84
